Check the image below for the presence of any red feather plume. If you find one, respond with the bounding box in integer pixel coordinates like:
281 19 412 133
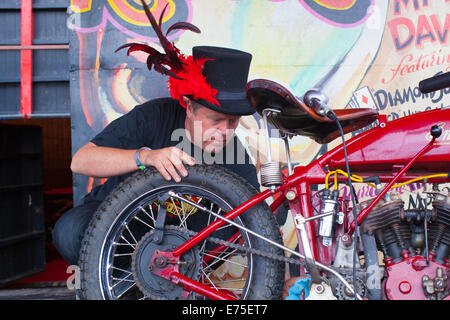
168 55 219 108
115 0 218 108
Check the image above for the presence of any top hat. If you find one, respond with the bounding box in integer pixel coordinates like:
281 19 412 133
115 1 255 116
188 46 255 116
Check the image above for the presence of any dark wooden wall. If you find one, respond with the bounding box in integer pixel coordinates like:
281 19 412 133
0 118 72 191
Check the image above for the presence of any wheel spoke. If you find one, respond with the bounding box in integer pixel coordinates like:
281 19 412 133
133 215 153 230
115 282 136 299
138 205 156 225
113 252 133 257
202 251 246 271
177 197 190 228
113 242 134 247
199 270 242 300
112 274 135 286
101 186 256 300
124 224 138 245
200 269 220 291
119 235 136 250
170 197 187 229
109 265 133 275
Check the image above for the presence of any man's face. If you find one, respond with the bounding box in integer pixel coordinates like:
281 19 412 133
185 99 241 153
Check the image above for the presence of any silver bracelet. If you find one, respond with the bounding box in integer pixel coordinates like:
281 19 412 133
134 147 151 170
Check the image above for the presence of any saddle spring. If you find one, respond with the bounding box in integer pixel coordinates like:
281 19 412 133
260 108 290 192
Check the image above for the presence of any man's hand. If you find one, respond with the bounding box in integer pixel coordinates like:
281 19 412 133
71 143 196 180
140 147 196 182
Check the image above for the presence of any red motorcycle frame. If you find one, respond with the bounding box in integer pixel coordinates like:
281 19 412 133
149 78 450 300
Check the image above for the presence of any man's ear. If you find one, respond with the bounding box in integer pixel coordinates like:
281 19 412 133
184 97 194 118
182 96 190 107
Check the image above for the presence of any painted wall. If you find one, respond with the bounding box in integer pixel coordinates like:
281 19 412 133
67 0 450 252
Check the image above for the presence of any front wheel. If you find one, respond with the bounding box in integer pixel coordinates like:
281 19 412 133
78 164 285 300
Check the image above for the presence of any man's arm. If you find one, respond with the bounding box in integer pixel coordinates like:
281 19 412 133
71 142 137 178
71 142 196 182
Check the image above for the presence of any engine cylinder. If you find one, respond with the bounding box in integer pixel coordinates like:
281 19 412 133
359 194 405 261
431 194 450 262
360 192 450 263
360 190 450 300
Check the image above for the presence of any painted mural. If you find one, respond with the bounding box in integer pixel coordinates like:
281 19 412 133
67 0 450 264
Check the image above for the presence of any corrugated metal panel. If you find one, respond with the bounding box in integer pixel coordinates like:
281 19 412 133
0 0 68 10
34 4 69 45
0 9 20 45
0 83 20 114
0 48 20 114
0 0 70 118
0 50 20 80
33 82 70 115
0 1 20 117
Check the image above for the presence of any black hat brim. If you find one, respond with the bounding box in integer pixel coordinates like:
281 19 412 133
189 97 256 116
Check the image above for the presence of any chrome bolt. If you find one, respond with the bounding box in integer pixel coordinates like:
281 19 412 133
286 190 296 201
315 284 325 294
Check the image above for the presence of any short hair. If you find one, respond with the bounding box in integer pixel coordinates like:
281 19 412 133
189 99 203 114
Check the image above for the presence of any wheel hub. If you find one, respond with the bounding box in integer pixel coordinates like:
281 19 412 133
131 226 201 299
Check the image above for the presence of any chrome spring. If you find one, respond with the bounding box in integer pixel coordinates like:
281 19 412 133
260 161 283 187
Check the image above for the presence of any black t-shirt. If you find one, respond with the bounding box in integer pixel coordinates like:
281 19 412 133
82 98 260 204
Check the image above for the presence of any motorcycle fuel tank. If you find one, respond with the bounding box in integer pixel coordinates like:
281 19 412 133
328 108 450 174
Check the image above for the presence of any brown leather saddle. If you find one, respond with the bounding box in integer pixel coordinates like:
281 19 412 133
246 79 379 144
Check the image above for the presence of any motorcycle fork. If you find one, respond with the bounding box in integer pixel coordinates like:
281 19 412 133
287 181 322 283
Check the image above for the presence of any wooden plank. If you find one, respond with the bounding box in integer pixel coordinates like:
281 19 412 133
0 45 69 50
0 285 76 300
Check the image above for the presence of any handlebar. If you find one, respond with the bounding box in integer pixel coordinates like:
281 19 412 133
304 71 450 116
418 71 450 94
303 89 331 116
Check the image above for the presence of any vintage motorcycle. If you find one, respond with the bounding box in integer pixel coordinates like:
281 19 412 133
78 72 450 300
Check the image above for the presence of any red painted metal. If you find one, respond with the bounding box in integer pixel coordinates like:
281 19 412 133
202 231 240 264
328 108 450 174
149 250 180 281
349 136 437 234
149 250 236 299
384 254 449 300
169 271 237 300
20 0 33 118
172 189 273 257
270 191 286 212
163 107 450 299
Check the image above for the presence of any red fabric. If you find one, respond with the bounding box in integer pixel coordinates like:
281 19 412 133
17 259 70 283
168 55 220 108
